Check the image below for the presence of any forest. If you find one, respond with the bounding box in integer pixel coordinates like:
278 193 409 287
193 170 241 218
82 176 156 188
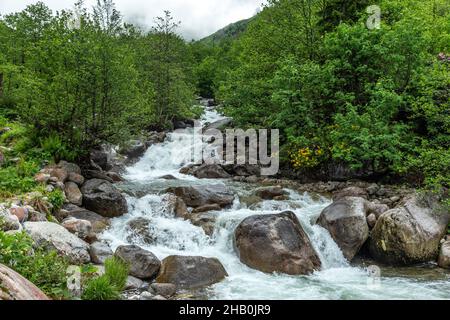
0 0 449 301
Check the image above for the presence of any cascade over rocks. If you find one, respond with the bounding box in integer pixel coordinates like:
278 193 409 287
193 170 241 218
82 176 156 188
81 179 128 218
317 197 370 261
156 255 228 289
234 211 321 275
369 194 449 265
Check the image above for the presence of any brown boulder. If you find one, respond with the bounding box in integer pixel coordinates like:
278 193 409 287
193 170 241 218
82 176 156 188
234 211 321 275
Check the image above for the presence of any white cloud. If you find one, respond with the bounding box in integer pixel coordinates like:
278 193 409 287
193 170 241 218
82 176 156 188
0 0 263 39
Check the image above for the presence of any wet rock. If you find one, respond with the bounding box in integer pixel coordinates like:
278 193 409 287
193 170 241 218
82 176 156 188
317 197 369 261
254 186 288 200
156 255 228 289
81 179 128 218
61 217 92 240
119 140 147 160
24 221 90 264
438 241 450 269
0 264 49 300
192 164 231 179
167 185 234 208
166 194 189 219
115 245 161 280
90 241 113 265
159 174 178 180
90 150 109 170
65 182 83 206
106 171 125 182
192 204 221 214
189 213 217 236
370 194 449 265
234 211 321 275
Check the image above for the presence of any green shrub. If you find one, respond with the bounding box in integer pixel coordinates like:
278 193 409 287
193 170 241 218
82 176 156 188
81 275 121 301
40 134 78 163
81 257 129 301
47 189 65 212
104 257 129 290
0 231 69 299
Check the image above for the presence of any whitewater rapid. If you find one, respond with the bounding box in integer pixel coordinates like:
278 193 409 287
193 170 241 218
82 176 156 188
101 103 450 300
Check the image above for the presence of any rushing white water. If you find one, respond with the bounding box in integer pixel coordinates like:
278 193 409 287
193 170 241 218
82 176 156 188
101 104 450 300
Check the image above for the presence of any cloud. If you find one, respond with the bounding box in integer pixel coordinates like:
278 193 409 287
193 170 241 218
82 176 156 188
0 0 263 39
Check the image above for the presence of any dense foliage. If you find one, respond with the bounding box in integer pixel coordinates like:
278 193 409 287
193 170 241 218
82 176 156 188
0 0 197 155
196 0 449 189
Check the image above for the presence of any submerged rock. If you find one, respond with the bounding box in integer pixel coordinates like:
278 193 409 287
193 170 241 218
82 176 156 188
254 186 288 200
167 184 234 208
156 255 228 289
234 211 321 275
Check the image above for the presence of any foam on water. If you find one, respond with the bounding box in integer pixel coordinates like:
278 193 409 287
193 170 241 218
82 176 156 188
101 105 450 300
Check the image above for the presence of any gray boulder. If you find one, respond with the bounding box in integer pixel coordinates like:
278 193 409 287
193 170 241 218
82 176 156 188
438 241 450 269
156 255 228 289
24 222 90 264
89 241 113 264
81 179 128 218
115 245 161 279
317 197 370 261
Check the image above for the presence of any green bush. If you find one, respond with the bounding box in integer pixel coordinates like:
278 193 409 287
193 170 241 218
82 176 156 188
47 189 66 212
0 231 69 299
81 275 121 301
81 257 129 301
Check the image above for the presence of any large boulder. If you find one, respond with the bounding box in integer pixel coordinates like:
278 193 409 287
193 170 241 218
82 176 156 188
81 179 128 218
167 185 234 208
192 164 231 179
156 256 227 289
0 264 49 300
234 211 321 275
438 240 450 269
317 197 370 261
24 222 90 264
115 245 161 280
369 194 449 265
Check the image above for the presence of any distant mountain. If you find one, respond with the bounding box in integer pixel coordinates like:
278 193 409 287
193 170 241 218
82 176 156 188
199 17 253 45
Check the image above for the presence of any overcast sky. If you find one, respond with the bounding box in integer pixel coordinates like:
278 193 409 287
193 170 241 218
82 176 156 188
0 0 263 40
